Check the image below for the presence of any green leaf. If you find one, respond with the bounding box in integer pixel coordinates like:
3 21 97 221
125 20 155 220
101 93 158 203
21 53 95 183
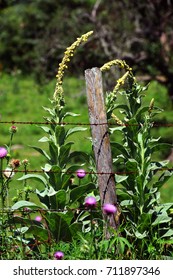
39 125 51 133
59 142 73 167
109 127 125 134
18 174 48 187
55 125 66 146
161 229 173 238
152 212 172 226
42 163 52 172
126 159 139 190
44 211 73 241
117 187 133 200
135 106 162 121
136 174 145 194
125 118 139 136
66 127 87 139
146 195 158 208
70 182 96 204
113 237 132 254
63 112 80 118
43 106 55 116
111 142 130 158
138 213 152 232
56 189 67 209
11 200 42 210
153 170 173 190
77 211 90 222
38 136 49 142
114 104 130 115
35 188 50 208
48 186 57 196
47 165 62 191
69 151 90 162
69 222 82 238
149 160 169 171
30 146 51 161
115 174 128 183
61 165 82 189
135 230 147 239
26 225 49 241
151 143 172 153
135 106 151 120
49 141 58 164
8 216 33 226
120 200 133 206
155 203 173 212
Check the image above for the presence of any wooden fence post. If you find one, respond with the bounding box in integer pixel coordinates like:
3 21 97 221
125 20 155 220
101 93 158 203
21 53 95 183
85 67 119 231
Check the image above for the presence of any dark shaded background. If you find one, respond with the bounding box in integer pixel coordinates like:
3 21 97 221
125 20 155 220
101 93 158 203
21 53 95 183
0 0 173 100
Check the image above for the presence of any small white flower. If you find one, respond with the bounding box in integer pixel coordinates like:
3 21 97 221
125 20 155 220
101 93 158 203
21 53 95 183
3 168 15 179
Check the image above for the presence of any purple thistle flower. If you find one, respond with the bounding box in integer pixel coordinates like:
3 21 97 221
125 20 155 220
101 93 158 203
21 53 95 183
35 216 42 222
103 203 117 215
76 169 86 178
84 196 97 209
54 251 64 260
0 147 7 158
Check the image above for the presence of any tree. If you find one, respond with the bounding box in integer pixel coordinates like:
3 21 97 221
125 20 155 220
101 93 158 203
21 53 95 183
1 0 173 102
86 0 173 101
0 0 95 82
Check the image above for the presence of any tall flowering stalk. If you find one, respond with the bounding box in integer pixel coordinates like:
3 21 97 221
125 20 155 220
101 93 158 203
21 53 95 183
101 59 134 120
16 31 96 245
53 31 93 109
101 60 173 258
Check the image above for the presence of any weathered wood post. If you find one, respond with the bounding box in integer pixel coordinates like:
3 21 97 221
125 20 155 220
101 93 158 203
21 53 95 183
85 67 119 231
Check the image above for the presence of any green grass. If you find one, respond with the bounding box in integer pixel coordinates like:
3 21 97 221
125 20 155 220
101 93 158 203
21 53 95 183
0 73 91 165
0 72 173 203
0 72 91 202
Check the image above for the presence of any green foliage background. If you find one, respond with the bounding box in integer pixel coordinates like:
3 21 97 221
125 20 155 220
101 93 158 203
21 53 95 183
1 0 173 90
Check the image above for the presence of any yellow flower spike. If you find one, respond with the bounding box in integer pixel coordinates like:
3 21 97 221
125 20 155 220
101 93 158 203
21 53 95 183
101 59 135 97
113 71 130 94
53 30 93 108
100 59 132 73
111 113 124 126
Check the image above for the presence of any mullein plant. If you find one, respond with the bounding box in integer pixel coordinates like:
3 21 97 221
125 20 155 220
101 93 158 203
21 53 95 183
13 31 98 248
101 61 173 259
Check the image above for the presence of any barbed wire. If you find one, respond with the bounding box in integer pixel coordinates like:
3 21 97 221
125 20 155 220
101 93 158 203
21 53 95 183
0 205 104 217
0 207 99 214
0 168 173 175
0 120 173 127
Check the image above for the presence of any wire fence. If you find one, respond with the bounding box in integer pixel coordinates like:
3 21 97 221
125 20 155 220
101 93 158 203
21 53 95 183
1 118 172 174
0 118 172 215
0 168 173 175
0 207 100 214
1 120 173 127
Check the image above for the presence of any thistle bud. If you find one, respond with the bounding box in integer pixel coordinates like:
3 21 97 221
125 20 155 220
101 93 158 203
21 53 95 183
148 98 154 114
10 126 18 133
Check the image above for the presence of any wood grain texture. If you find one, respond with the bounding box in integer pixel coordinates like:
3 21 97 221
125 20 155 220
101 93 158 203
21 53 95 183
85 67 119 230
